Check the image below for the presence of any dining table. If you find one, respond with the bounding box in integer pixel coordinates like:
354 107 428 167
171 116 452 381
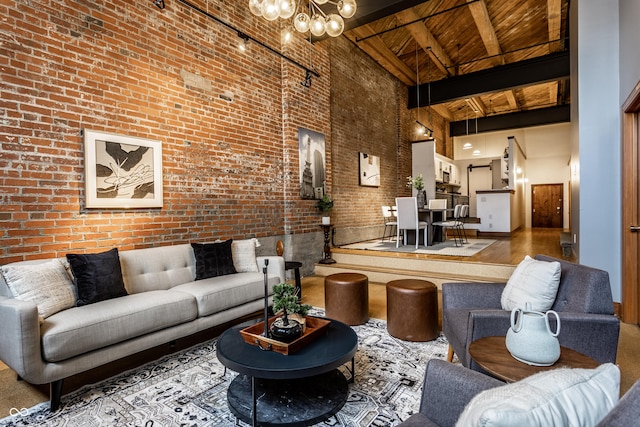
403 207 451 246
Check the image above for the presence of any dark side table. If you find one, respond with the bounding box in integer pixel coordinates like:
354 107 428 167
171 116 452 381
284 261 303 300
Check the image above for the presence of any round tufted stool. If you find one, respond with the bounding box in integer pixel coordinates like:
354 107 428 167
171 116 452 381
324 273 369 325
386 279 438 341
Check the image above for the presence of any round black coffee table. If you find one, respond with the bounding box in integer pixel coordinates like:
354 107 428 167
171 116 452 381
216 318 358 427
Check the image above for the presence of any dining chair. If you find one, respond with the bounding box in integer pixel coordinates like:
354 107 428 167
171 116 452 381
381 205 397 242
395 197 429 249
433 204 464 246
459 204 469 243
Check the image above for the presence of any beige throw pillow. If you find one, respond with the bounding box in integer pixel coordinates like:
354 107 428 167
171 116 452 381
456 363 620 427
1 259 77 318
501 255 561 311
231 238 261 273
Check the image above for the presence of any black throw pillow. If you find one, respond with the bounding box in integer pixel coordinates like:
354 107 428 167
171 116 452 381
191 240 237 280
66 248 128 306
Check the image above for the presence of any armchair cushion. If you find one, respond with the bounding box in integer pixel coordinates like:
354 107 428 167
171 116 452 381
456 363 619 427
501 255 561 311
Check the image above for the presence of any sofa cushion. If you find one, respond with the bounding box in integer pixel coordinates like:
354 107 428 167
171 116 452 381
171 272 280 317
41 290 198 362
66 248 128 306
119 244 196 293
1 259 76 318
231 238 260 273
191 240 236 280
501 255 561 312
456 363 620 427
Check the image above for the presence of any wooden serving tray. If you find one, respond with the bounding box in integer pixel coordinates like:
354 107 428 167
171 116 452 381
240 316 330 355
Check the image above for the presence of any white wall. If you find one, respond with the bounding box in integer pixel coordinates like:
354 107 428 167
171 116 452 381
572 0 621 301
619 0 640 100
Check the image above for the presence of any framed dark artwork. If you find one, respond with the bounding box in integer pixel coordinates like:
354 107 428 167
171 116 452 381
298 127 326 200
84 130 163 208
359 152 380 187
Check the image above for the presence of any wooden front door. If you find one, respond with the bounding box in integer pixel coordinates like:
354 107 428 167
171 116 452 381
621 81 640 324
532 184 563 228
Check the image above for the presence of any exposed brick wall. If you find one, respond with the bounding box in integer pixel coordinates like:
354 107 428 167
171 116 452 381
0 0 449 265
0 0 330 263
328 37 448 244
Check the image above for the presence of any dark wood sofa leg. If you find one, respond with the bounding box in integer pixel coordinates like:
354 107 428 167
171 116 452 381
50 379 64 411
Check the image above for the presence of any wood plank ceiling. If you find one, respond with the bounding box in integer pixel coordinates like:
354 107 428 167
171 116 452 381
340 0 570 128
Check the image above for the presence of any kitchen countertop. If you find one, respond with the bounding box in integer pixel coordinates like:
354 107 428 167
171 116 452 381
476 189 515 194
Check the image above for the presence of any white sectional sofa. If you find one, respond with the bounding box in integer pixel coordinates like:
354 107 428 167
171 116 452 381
0 242 284 411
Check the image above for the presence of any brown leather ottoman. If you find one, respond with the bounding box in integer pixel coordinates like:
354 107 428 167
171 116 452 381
386 279 438 341
324 273 369 325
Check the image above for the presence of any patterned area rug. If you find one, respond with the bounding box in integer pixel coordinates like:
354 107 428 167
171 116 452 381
0 310 449 427
341 238 496 257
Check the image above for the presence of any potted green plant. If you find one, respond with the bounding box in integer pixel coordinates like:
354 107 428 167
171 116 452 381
407 174 426 208
270 283 311 342
317 194 334 225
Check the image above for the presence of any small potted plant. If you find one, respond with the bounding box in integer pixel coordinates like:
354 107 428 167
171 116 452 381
270 283 311 342
407 173 426 208
317 194 334 225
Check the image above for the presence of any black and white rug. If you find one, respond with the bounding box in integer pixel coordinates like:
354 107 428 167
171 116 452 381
341 238 496 257
0 311 448 426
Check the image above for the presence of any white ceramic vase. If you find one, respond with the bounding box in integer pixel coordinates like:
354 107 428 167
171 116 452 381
505 302 561 366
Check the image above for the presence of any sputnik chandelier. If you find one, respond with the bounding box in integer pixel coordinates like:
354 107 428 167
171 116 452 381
249 0 357 38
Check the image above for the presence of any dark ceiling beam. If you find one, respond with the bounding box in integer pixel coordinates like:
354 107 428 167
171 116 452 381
408 51 570 108
314 0 427 41
343 0 428 32
449 105 570 136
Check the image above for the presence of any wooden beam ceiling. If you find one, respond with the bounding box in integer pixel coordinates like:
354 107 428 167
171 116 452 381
342 0 570 131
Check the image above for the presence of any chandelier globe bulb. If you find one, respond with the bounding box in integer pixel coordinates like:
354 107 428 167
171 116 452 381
310 14 326 36
249 0 263 16
262 0 280 21
325 14 344 37
293 12 310 33
278 0 296 19
337 0 356 18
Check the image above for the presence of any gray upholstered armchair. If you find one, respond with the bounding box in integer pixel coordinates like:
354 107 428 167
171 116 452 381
397 359 640 427
442 254 620 371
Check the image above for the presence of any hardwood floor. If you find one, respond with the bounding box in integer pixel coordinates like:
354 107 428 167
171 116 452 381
334 228 576 266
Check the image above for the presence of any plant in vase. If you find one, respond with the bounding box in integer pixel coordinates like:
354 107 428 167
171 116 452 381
317 194 334 225
407 173 426 207
270 283 312 342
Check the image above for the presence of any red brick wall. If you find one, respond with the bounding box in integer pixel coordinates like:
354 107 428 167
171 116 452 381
0 0 448 264
327 37 448 243
0 0 331 263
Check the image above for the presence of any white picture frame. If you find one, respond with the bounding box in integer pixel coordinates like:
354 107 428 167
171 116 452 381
84 129 163 208
359 152 380 187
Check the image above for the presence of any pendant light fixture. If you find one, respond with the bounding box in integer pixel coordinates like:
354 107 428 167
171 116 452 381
462 104 473 150
415 45 434 140
249 0 357 38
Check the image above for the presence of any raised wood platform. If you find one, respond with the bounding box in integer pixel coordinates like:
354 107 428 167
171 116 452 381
314 228 574 287
315 248 515 288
